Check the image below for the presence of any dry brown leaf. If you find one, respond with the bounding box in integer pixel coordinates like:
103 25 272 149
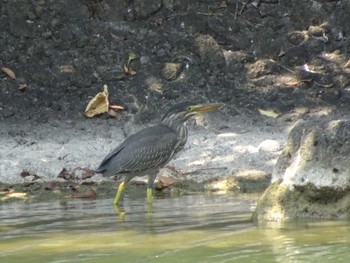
84 85 109 117
109 104 124 110
158 175 177 187
123 64 128 73
123 64 137 75
1 67 16 79
278 50 286 57
128 69 136 75
18 83 27 91
72 189 97 199
284 81 299 87
110 33 127 41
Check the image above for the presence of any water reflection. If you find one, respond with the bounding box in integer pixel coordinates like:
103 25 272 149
1 194 349 263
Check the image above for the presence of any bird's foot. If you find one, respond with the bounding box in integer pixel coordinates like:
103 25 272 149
113 204 126 221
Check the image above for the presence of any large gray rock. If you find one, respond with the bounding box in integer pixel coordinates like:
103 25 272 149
254 119 350 221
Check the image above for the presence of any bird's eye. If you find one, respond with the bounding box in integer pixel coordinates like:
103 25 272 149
186 106 193 111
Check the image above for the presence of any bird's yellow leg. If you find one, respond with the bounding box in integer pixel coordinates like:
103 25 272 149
147 187 153 204
113 181 126 205
147 188 153 213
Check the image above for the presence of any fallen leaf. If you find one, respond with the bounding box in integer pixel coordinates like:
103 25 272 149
109 104 124 110
251 0 261 8
57 168 75 180
278 50 286 57
110 33 127 41
1 67 16 79
84 85 109 117
158 175 177 188
18 83 27 91
72 189 97 199
127 52 137 66
258 109 279 119
284 81 300 87
123 64 137 75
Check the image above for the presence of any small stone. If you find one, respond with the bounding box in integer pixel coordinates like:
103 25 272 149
307 26 324 37
139 56 150 65
247 59 276 79
258 140 281 152
288 31 306 46
195 34 225 69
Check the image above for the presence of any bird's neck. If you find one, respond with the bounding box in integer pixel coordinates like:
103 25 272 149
161 117 185 133
161 118 188 148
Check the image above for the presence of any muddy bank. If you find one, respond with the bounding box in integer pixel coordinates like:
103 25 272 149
0 170 270 203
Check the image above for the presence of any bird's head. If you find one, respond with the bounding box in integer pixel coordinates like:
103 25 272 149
161 102 225 125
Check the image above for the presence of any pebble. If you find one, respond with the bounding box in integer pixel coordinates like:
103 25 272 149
258 140 281 152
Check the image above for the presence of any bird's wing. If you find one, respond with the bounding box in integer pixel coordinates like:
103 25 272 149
96 125 178 176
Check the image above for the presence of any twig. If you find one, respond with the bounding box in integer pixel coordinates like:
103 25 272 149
234 2 239 20
239 15 254 30
196 12 224 16
239 0 252 15
166 12 189 19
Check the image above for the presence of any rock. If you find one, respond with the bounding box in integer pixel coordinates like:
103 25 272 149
254 119 350 221
205 170 271 193
194 34 225 69
258 140 281 152
307 25 325 37
162 63 182 80
288 31 306 46
247 59 278 79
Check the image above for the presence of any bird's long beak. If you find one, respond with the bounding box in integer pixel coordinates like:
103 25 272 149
191 103 225 113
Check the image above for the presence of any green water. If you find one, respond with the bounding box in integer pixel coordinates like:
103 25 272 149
1 194 349 263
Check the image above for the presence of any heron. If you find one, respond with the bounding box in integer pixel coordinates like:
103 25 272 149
96 102 224 205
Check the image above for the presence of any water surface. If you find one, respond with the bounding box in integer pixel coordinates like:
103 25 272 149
1 194 349 263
